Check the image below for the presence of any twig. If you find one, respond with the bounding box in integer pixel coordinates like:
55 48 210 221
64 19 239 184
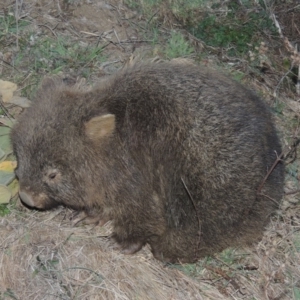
181 177 201 259
257 151 284 195
101 60 121 68
0 57 20 72
63 266 104 280
109 3 122 18
38 24 58 37
205 265 242 293
119 40 153 44
274 65 294 97
56 0 62 14
272 12 300 95
15 0 20 51
297 44 300 95
259 193 280 206
283 4 300 14
147 10 159 28
285 137 300 163
108 40 125 51
285 189 300 195
258 138 300 196
80 31 100 37
113 29 121 44
101 29 114 37
271 13 283 38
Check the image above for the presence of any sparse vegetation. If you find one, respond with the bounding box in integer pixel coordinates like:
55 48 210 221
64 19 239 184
164 31 194 58
126 0 279 56
0 204 10 216
0 12 30 40
190 1 277 56
0 10 106 99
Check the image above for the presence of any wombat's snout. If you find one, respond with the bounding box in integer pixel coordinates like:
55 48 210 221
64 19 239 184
19 191 35 207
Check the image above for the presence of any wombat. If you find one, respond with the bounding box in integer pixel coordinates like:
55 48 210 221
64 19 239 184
11 61 284 263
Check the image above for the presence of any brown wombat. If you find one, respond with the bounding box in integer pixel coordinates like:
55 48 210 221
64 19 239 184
11 61 284 263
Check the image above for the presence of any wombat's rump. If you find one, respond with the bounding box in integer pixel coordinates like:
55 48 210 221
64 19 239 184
11 61 284 263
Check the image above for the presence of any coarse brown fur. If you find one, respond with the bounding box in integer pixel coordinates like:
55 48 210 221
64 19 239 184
11 61 284 263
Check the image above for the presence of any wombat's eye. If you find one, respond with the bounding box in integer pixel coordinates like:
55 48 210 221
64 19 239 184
48 172 57 180
44 169 61 183
43 168 61 185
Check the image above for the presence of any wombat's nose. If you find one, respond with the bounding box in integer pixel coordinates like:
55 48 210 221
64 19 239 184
19 191 35 207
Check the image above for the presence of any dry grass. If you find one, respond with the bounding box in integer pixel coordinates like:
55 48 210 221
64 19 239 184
0 206 227 299
1 199 299 299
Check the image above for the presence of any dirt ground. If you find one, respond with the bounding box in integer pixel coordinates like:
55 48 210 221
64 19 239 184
1 0 153 74
0 1 299 299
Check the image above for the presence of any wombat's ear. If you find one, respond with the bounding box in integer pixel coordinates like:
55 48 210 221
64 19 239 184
35 77 60 98
85 114 115 140
40 77 58 90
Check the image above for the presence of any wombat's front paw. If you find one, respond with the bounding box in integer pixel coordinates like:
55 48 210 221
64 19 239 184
151 246 198 264
151 248 176 263
111 235 144 255
120 241 144 255
71 211 109 227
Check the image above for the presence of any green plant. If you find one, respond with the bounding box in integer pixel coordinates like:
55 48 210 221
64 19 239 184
0 204 10 216
189 2 278 56
34 255 60 275
125 0 162 14
0 12 30 42
2 288 18 300
294 287 300 300
24 36 105 74
218 248 237 265
286 162 299 180
293 232 300 253
169 262 203 277
124 1 278 58
164 31 194 59
8 33 106 99
125 0 213 24
273 100 285 115
231 70 245 82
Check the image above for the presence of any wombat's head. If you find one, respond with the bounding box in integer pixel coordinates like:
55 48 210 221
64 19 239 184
11 77 115 210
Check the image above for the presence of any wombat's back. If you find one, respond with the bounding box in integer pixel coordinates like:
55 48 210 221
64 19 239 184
98 62 284 255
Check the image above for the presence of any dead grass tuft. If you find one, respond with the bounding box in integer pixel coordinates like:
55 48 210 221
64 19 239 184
0 207 227 299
